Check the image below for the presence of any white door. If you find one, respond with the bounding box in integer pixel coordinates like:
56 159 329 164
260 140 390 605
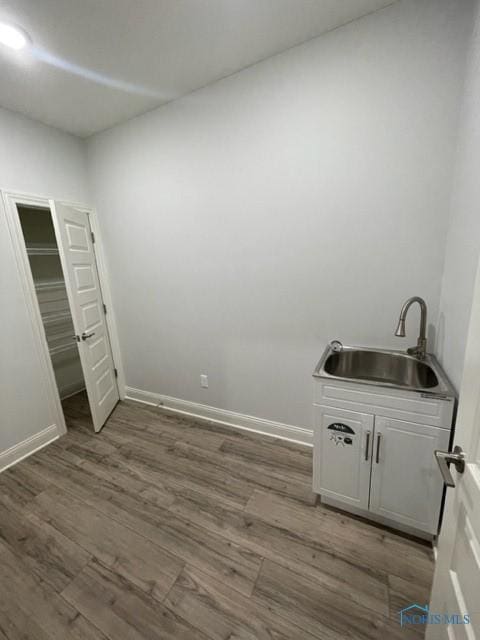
50 202 119 432
369 417 449 534
426 264 480 637
313 406 373 510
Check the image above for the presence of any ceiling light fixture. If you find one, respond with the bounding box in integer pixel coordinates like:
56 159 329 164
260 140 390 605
0 22 30 50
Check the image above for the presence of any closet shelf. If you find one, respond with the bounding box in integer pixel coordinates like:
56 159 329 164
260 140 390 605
49 342 78 356
26 245 59 256
35 280 66 291
42 311 72 325
48 329 76 342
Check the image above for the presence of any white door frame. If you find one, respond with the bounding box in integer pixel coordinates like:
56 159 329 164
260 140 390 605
1 189 125 435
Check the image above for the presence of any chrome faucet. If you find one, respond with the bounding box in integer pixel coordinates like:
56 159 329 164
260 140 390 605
395 296 428 359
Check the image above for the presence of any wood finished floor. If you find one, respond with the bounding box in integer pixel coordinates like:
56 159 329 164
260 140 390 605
0 392 433 640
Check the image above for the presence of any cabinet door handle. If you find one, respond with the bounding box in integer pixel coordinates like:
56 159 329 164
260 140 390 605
375 433 382 464
365 431 371 461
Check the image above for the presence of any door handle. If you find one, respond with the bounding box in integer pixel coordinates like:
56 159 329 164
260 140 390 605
365 431 371 461
375 433 382 464
434 446 465 488
80 331 95 341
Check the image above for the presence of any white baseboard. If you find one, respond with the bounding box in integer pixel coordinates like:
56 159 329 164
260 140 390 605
60 385 86 401
58 380 85 400
0 424 60 473
125 386 313 446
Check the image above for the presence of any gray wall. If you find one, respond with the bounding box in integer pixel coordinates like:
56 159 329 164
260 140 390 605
0 107 89 456
87 0 473 430
436 0 480 391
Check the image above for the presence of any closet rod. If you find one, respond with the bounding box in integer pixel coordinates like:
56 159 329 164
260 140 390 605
26 246 59 256
35 280 66 291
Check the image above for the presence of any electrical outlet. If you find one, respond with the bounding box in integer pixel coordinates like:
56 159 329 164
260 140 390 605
200 374 209 388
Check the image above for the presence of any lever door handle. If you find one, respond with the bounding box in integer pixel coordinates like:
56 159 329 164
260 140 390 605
81 331 95 341
434 446 465 488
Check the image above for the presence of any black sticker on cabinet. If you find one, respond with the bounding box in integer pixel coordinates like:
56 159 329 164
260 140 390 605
327 423 355 434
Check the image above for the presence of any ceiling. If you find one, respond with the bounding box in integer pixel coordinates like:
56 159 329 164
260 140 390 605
0 0 395 137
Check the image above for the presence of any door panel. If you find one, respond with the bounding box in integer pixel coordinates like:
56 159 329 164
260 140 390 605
370 417 449 533
432 473 480 638
427 253 480 637
447 504 480 631
313 405 373 510
51 202 119 431
428 458 480 638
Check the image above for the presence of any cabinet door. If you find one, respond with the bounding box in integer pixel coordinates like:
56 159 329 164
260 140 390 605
369 417 450 534
313 406 374 510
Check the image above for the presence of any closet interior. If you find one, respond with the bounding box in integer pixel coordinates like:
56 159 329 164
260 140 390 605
18 205 86 400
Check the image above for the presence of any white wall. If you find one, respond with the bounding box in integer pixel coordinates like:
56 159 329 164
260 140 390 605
0 106 89 461
88 0 473 430
436 1 480 391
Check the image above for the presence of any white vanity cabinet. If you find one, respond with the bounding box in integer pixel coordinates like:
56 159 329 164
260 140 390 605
313 379 454 538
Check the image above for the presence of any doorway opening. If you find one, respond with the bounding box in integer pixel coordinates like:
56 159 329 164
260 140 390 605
18 205 87 403
14 200 120 434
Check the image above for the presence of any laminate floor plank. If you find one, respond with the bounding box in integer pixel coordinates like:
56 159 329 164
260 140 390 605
0 392 433 640
167 484 390 615
118 437 255 508
111 404 226 453
253 558 389 640
51 419 102 450
246 488 434 587
165 563 320 640
388 574 432 627
66 437 119 459
0 604 55 640
0 463 51 507
73 454 178 510
62 393 92 419
0 546 108 640
115 453 250 511
173 439 316 503
62 559 210 640
218 433 313 478
25 442 263 596
27 487 184 602
0 493 91 593
119 436 315 506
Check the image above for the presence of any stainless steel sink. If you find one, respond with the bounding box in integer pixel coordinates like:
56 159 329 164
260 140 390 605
313 345 455 397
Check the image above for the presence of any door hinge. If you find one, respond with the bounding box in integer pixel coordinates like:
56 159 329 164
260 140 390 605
91 231 95 243
114 368 118 378
103 303 107 314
